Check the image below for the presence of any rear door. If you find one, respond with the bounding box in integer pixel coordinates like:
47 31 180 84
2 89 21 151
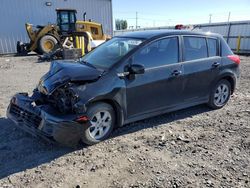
181 36 221 102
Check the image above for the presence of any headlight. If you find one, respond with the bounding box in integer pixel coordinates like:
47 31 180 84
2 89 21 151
37 79 48 95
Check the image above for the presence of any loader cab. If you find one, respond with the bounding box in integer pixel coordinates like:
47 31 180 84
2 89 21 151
56 9 77 34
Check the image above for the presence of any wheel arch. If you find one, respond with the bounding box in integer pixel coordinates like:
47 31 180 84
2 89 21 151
38 33 60 45
87 99 124 128
212 72 236 94
43 33 60 43
221 75 236 94
30 26 60 52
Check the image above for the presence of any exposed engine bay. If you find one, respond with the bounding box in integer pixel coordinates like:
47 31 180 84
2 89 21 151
31 60 103 114
34 82 90 115
51 86 78 114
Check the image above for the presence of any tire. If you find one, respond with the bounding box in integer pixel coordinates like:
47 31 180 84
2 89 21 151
81 102 115 145
208 79 231 109
38 35 58 54
16 41 28 55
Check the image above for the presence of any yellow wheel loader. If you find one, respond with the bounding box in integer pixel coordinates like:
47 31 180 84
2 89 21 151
17 9 110 56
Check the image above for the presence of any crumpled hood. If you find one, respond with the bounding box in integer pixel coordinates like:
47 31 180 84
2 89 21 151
38 60 103 95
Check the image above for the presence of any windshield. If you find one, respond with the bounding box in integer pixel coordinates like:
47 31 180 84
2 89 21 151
81 37 144 69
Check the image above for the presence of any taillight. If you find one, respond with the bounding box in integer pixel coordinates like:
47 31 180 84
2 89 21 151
227 55 240 65
175 24 184 30
76 115 89 124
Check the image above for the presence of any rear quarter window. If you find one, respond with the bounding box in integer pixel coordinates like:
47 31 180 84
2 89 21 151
207 38 218 57
183 37 208 61
221 38 233 56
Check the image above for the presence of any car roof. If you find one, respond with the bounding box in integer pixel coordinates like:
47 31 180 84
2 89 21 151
117 29 221 40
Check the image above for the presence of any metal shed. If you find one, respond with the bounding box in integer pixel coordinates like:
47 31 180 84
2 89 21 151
0 0 113 54
193 21 250 54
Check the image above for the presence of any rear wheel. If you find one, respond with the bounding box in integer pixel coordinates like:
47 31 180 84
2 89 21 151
208 79 231 109
81 103 115 145
38 35 58 54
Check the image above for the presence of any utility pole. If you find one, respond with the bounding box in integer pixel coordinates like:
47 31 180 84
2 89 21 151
136 12 138 29
209 14 212 24
227 12 231 22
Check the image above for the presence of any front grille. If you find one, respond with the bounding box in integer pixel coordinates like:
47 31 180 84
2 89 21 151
10 104 42 128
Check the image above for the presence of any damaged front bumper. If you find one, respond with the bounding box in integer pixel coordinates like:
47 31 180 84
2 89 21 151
7 93 90 147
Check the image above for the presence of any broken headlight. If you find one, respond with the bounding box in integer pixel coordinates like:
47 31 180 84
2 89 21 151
37 79 49 95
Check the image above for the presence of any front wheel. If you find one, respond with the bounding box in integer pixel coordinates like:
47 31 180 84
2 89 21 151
81 103 115 145
208 79 231 109
38 35 59 54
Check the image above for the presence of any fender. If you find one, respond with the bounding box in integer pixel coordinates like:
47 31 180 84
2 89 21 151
210 68 237 93
78 87 126 128
30 25 60 51
73 72 127 128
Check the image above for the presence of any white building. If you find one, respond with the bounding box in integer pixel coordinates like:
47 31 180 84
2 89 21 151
0 0 113 54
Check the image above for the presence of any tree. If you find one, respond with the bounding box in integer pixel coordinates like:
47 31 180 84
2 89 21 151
115 19 128 30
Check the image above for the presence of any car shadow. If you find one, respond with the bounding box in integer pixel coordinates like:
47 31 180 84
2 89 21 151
0 104 211 179
112 104 212 138
0 118 73 179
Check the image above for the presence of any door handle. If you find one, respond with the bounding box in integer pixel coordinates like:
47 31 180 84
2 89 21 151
212 62 220 68
172 70 182 76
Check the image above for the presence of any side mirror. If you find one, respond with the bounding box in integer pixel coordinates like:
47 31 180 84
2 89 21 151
129 64 145 74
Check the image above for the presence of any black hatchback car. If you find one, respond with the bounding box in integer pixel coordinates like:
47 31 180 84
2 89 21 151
7 30 240 146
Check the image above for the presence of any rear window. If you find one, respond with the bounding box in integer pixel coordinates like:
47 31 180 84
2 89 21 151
207 38 217 57
183 37 208 61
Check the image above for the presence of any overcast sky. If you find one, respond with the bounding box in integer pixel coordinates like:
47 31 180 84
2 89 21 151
113 0 250 28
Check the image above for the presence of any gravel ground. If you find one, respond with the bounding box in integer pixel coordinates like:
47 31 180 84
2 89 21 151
0 55 249 188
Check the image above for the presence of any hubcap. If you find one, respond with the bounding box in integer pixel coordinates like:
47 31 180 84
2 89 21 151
214 83 229 106
44 40 54 51
89 111 112 140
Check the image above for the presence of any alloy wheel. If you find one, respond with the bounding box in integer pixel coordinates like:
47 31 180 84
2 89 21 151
89 111 112 140
214 83 230 107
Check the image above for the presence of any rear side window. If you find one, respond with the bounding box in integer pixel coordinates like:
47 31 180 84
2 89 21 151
183 37 208 61
133 37 179 68
207 38 217 57
221 38 233 56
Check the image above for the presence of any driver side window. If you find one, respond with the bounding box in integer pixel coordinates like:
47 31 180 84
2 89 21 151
133 37 179 68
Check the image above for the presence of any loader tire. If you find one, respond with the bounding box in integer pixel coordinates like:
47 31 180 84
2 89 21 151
38 35 59 54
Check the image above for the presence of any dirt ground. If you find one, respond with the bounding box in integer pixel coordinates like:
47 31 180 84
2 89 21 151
0 55 249 188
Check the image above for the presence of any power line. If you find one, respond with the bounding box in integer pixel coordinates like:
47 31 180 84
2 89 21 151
114 10 250 28
114 9 250 16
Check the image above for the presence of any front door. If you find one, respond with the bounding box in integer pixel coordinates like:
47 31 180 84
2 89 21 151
125 37 184 118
